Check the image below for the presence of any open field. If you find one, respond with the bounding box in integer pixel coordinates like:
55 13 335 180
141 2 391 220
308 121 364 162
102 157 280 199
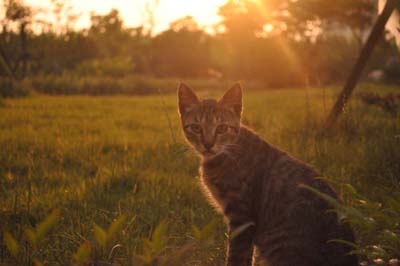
0 84 399 265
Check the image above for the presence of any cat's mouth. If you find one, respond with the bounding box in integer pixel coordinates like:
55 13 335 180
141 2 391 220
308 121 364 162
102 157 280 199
201 150 217 157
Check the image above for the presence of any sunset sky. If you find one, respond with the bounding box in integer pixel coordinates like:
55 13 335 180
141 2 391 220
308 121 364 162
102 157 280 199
23 0 227 33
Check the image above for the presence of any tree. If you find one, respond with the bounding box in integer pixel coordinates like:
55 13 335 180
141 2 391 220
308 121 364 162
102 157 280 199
325 0 399 128
169 16 198 32
150 16 211 77
217 0 269 78
88 9 131 58
0 0 32 79
143 0 159 36
219 0 267 39
48 0 80 34
277 0 376 47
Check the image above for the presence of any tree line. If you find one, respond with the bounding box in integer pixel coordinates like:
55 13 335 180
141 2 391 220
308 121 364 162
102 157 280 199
0 0 399 88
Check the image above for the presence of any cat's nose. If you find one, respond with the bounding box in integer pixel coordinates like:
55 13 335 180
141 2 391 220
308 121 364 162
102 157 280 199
204 142 214 150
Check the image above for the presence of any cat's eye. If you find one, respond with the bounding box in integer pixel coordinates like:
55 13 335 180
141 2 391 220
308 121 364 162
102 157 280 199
189 124 202 134
216 124 228 134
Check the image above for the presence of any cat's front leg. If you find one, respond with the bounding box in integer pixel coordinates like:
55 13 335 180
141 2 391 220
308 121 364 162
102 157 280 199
226 217 255 266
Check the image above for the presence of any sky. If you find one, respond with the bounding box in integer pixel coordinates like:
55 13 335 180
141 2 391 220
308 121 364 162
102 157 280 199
23 0 227 33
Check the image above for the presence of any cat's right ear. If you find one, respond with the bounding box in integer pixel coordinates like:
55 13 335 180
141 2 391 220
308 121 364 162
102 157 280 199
178 83 199 115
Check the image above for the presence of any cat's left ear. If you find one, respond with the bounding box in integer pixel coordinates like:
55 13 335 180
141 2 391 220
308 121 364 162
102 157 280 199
178 82 200 116
219 83 242 118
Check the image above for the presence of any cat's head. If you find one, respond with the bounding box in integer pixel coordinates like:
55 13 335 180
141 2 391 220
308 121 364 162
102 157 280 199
178 82 242 158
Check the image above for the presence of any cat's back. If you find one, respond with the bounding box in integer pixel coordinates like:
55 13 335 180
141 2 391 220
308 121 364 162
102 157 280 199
254 142 358 266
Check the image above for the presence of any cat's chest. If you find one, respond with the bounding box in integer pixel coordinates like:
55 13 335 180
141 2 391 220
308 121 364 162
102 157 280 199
200 166 247 209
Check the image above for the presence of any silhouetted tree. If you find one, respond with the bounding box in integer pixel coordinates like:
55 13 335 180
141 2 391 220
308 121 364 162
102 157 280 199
0 0 32 79
276 0 376 47
217 0 268 78
89 9 132 58
150 16 211 77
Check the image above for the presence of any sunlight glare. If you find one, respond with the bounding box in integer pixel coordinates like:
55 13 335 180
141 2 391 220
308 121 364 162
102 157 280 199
24 0 228 33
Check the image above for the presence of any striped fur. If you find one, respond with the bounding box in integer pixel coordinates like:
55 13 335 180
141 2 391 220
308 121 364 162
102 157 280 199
178 83 358 266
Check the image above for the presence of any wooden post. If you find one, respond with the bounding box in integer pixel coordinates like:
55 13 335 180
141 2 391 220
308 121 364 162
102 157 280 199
325 0 397 129
0 47 16 80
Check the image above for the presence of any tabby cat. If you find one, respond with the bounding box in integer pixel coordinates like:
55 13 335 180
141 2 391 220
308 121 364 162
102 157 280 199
177 82 358 266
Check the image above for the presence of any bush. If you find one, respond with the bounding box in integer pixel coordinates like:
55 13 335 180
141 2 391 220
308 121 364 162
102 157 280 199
26 74 269 95
0 79 30 98
28 74 170 95
74 57 134 77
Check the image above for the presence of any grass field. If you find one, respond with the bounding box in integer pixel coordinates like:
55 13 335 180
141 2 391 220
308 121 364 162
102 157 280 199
0 84 399 265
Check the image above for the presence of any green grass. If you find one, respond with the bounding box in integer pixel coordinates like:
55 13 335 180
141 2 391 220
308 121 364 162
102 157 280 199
0 84 399 265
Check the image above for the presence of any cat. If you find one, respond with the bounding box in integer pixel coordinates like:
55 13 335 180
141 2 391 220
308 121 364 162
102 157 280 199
177 82 358 266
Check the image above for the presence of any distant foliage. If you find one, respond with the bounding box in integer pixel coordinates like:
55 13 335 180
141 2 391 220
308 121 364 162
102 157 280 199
0 78 30 97
74 57 134 77
26 74 267 95
1 3 399 92
28 74 164 95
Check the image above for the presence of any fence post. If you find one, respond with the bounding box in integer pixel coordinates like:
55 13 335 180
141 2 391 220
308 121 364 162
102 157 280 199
325 0 397 129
